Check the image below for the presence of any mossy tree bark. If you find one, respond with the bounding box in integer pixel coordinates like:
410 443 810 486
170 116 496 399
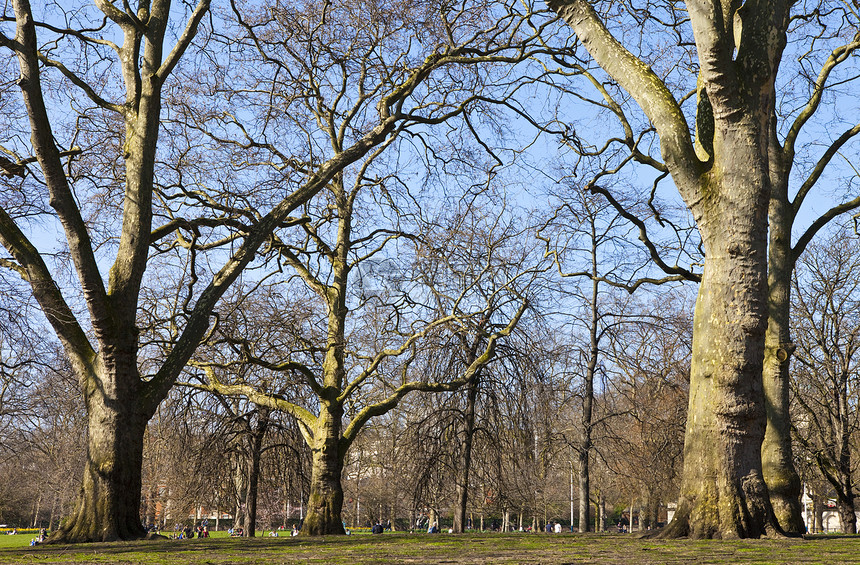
759 63 858 538
550 0 790 538
52 355 152 542
758 30 860 531
0 0 210 543
664 189 774 537
548 0 860 537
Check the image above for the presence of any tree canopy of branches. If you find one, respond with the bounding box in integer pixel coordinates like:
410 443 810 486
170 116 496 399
3 0 859 545
0 0 553 542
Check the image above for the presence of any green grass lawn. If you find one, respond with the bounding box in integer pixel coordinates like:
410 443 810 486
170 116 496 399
1 532 859 564
0 533 38 549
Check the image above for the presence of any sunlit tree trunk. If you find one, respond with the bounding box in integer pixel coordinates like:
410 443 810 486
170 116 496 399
760 187 804 534
2 0 212 543
550 0 790 538
664 179 773 537
301 403 347 535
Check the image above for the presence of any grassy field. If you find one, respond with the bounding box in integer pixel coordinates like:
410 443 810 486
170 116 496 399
1 532 860 564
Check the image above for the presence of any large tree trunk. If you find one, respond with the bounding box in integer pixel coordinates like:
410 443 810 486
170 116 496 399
49 363 149 543
453 374 479 533
664 254 774 537
549 0 790 540
301 404 346 535
761 193 804 534
662 129 777 538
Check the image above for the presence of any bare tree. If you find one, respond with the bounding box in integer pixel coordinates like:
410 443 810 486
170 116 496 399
791 228 860 533
548 0 833 536
0 0 555 541
602 294 691 531
539 183 662 532
0 0 212 541
189 177 535 534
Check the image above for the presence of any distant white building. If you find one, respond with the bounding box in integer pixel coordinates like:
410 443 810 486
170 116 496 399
801 489 860 533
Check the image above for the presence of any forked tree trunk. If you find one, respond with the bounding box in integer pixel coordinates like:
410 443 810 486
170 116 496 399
49 367 150 543
549 0 790 540
301 404 346 535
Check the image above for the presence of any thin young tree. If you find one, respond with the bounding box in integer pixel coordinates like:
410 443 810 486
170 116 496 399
602 295 691 530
